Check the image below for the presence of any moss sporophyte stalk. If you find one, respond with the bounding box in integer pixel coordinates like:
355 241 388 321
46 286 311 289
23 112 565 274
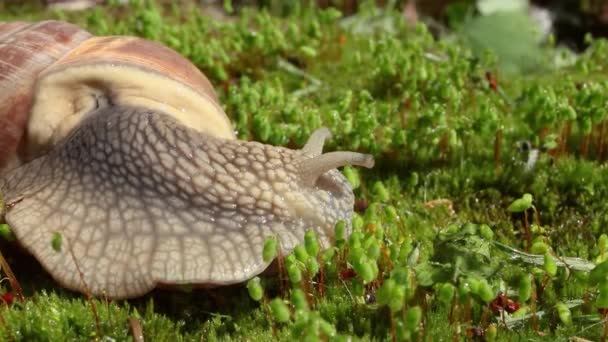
0 0 607 340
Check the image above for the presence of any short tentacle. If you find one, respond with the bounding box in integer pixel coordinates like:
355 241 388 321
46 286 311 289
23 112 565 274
302 127 332 157
298 151 374 187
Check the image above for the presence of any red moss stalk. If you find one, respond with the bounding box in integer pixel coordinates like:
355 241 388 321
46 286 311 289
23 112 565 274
0 249 23 302
66 238 101 338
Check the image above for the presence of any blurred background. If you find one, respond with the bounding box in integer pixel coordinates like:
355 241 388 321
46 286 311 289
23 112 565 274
3 0 608 74
6 0 606 50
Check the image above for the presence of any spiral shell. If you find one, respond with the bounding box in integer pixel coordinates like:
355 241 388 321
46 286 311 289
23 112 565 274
0 20 234 171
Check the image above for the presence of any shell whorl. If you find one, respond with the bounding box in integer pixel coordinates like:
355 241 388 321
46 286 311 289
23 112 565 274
0 21 92 170
0 20 235 172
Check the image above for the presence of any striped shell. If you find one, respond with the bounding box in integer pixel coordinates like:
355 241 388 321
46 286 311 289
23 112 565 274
0 20 234 172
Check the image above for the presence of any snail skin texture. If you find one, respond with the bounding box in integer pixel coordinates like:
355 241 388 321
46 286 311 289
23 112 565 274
0 20 374 299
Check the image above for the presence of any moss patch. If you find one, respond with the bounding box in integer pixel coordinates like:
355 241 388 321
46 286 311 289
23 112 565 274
1 1 608 340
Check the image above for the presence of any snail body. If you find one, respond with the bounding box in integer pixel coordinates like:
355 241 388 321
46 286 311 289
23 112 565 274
0 21 373 299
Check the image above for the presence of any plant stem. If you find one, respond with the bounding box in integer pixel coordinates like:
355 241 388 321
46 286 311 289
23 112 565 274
390 310 396 342
0 249 23 302
66 238 101 339
602 310 608 342
524 210 531 252
531 280 537 333
128 317 144 342
581 133 590 158
277 250 285 298
494 129 502 171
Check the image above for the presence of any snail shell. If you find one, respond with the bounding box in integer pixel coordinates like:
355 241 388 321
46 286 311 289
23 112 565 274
0 20 233 170
0 21 373 299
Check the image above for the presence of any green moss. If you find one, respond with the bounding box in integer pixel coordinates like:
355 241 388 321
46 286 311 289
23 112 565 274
3 0 608 340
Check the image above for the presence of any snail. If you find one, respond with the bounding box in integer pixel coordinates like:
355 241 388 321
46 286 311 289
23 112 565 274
0 20 374 299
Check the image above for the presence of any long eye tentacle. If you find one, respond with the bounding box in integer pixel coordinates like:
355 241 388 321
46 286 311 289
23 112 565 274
301 127 332 157
298 151 374 187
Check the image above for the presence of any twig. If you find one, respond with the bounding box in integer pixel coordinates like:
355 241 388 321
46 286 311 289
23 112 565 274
0 249 23 302
128 317 145 342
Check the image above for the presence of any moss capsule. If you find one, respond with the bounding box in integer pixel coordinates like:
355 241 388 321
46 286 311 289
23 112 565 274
291 288 308 312
246 277 264 302
508 193 533 212
405 306 422 332
544 253 557 276
342 166 360 189
357 261 375 284
438 283 455 305
304 230 320 257
555 302 572 326
389 286 405 312
294 245 309 264
288 263 303 284
269 298 291 323
372 181 389 202
318 319 336 338
262 237 278 263
597 281 608 309
485 324 497 341
306 257 320 276
51 232 62 252
590 260 608 286
530 241 549 255
477 279 495 304
479 224 494 240
519 274 532 302
0 224 15 242
377 279 395 306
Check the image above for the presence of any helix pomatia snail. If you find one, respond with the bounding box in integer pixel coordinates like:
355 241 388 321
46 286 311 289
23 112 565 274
0 20 374 299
